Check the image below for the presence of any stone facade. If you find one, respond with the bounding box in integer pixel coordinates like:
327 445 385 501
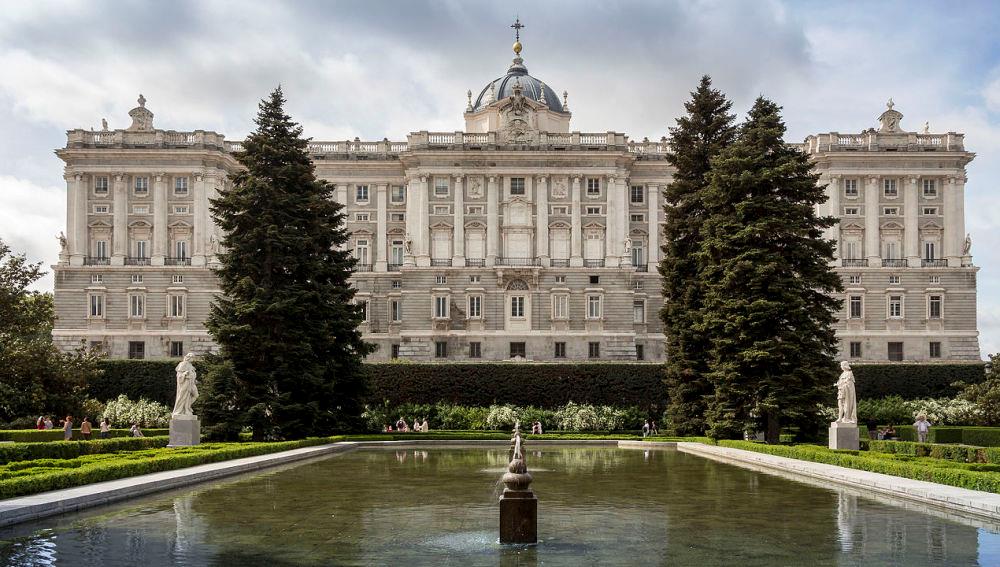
52 51 979 362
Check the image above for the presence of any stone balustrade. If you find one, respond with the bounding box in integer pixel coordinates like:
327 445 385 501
802 131 964 153
67 129 228 149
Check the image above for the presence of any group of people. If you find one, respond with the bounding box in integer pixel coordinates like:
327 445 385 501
35 415 143 440
641 420 659 438
865 414 933 442
530 421 543 434
386 417 429 433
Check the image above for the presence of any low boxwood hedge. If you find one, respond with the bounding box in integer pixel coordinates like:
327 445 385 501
892 426 1000 447
0 436 170 465
0 429 169 443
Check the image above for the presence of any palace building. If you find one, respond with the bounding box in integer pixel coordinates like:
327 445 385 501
51 31 980 362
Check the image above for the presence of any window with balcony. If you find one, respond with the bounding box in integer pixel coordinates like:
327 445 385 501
510 178 525 195
95 240 109 259
390 241 404 267
175 241 188 260
355 239 370 265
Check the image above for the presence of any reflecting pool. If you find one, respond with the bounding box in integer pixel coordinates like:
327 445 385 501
1 446 999 566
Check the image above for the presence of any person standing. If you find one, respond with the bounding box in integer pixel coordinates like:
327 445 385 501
914 414 933 443
36 416 44 430
642 420 650 438
62 416 73 441
99 417 111 439
650 421 659 436
80 417 92 440
43 416 53 430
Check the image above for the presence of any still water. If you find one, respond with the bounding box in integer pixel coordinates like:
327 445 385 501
1 446 999 566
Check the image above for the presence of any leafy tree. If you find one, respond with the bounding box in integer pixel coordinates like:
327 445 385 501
206 87 373 440
0 239 101 422
954 354 1000 425
659 76 736 436
698 97 842 443
194 353 245 441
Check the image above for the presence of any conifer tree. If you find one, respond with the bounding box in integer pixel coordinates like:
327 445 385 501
659 76 736 435
698 97 842 443
207 87 373 440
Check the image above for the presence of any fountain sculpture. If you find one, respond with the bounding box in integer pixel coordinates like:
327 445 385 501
499 422 537 544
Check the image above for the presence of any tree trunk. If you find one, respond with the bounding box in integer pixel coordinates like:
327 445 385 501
765 411 780 444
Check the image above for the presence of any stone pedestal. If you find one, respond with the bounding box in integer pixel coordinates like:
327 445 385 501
829 421 859 451
499 489 537 544
168 415 201 447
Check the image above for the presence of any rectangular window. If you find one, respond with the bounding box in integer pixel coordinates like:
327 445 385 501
888 295 903 318
391 185 405 203
391 344 400 359
929 275 941 284
174 177 188 195
129 294 145 318
554 342 566 359
95 240 109 259
91 274 103 284
844 179 858 197
589 275 599 284
586 178 601 196
510 296 525 318
630 185 644 203
469 342 482 359
131 274 143 284
630 213 645 222
355 185 369 202
434 179 449 197
849 341 862 359
844 241 860 260
134 176 149 194
390 213 405 222
585 206 601 215
929 341 942 359
93 204 109 214
433 205 450 214
468 295 482 318
922 179 937 197
883 207 899 216
510 178 525 195
848 275 861 285
390 242 404 267
633 300 646 323
555 275 566 283
175 241 188 259
928 295 942 319
435 341 448 358
467 206 485 214
434 296 449 318
922 207 938 216
510 342 526 358
470 275 481 283
355 240 370 264
435 275 447 284
849 295 863 319
633 280 643 290
391 279 402 289
889 275 900 285
588 342 601 359
551 206 568 215
390 299 401 322
355 213 370 222
135 240 148 258
88 294 104 317
169 295 185 318
360 300 369 322
635 344 645 361
884 241 899 260
128 341 145 360
888 342 904 362
924 241 936 260
883 178 897 197
632 244 645 267
552 294 568 319
587 295 602 319
95 176 109 194
173 205 190 214
844 207 859 216
132 205 149 214
169 341 184 357
172 275 184 284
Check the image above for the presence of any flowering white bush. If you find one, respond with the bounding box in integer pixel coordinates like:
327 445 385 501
484 404 520 430
905 398 981 425
102 394 171 428
553 402 629 431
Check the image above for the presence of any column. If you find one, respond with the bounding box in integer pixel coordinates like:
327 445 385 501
865 175 880 267
192 174 207 267
944 176 966 266
375 183 388 271
956 176 967 265
417 175 431 266
403 178 416 266
112 173 127 266
605 175 619 266
535 175 549 265
904 177 919 266
452 175 465 266
570 175 583 266
486 175 499 266
206 176 222 265
827 176 841 261
647 184 659 265
152 173 167 265
618 176 629 266
67 173 86 265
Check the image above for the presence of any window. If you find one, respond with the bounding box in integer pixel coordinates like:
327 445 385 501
172 275 184 284
169 341 184 357
554 342 566 358
551 206 568 215
131 274 143 284
469 342 482 358
883 178 897 197
95 176 109 194
849 342 862 358
390 299 401 322
585 206 602 215
849 275 861 285
435 341 448 358
630 185 644 203
128 341 145 360
844 179 858 197
586 178 601 196
434 296 449 318
433 205 450 215
355 213 370 222
929 275 941 284
633 280 643 290
95 240 109 259
888 295 903 318
435 275 447 284
134 176 149 194
510 342 526 358
468 206 485 214
587 295 603 319
844 207 859 216
928 295 942 319
391 344 400 359
884 241 900 260
391 185 405 203
923 179 937 197
468 295 482 318
434 179 449 197
888 342 904 362
391 279 402 289
91 274 103 284
924 241 937 260
469 275 481 283
133 205 149 214
390 242 404 267
844 241 860 260
355 240 370 264
359 300 369 322
929 341 942 359
889 275 900 285
93 204 109 214
129 294 145 318
552 294 569 319
174 177 188 195
175 241 188 259
631 243 645 267
589 275 599 284
510 178 525 195
390 213 405 222
355 185 369 202
636 344 645 361
173 205 190 214
883 207 899 216
510 296 525 318
849 295 863 318
88 294 104 318
554 275 566 283
633 300 646 323
135 240 149 258
630 213 645 222
588 342 601 359
169 295 185 318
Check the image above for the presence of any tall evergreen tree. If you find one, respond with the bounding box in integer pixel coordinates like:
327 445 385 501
698 97 842 443
207 87 373 440
659 76 736 436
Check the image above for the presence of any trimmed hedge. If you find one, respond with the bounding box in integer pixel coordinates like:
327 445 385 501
91 360 182 406
0 436 170 465
0 429 169 443
892 426 1000 447
852 363 985 399
868 440 1000 466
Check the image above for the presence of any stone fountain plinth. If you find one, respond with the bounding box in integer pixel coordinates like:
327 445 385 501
499 424 537 544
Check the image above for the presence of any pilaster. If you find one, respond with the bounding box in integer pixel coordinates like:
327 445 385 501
152 172 167 265
865 175 881 267
535 175 549 266
417 175 431 267
487 175 499 266
904 177 919 265
192 173 207 267
403 178 417 266
452 175 465 266
646 184 659 265
112 173 127 266
605 174 620 266
570 175 582 267
67 173 87 265
375 183 388 271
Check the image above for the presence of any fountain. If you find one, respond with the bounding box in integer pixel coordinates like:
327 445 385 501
499 422 537 544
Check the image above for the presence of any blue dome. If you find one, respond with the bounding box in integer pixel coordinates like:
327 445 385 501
472 57 565 113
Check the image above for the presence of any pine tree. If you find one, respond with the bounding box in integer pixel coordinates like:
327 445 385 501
206 87 373 440
659 76 736 436
698 97 842 443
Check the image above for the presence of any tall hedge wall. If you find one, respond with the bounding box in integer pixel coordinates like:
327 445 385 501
852 363 985 399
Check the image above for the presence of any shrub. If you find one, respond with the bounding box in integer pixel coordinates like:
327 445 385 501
0 428 168 442
857 396 911 424
905 398 981 425
853 363 985 399
91 360 177 405
954 353 1000 426
960 427 1000 448
0 436 169 465
102 395 171 428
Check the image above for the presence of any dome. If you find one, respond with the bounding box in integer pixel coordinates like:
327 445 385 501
471 57 565 114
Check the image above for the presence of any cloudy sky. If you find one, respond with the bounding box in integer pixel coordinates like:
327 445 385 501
1 0 999 356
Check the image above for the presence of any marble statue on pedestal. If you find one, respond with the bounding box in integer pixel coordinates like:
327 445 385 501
836 361 857 423
173 353 199 416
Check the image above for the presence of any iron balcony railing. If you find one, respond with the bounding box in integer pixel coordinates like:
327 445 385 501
882 259 908 268
922 259 948 267
633 264 649 272
353 263 373 272
465 258 486 267
387 263 403 272
497 257 540 267
431 259 453 267
164 257 191 266
550 259 570 267
84 256 110 266
125 257 150 266
841 259 868 267
584 259 606 268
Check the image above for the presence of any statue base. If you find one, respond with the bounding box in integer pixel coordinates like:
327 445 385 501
499 489 537 544
168 415 201 447
829 421 860 451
